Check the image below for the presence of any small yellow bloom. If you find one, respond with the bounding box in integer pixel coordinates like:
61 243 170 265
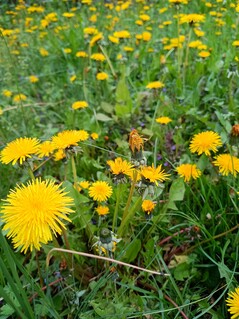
52 130 89 150
37 141 55 158
140 164 170 184
72 101 88 110
76 51 88 58
156 117 172 124
146 81 164 89
62 12 75 18
90 53 106 61
91 132 99 140
198 51 210 58
2 90 12 97
95 205 110 216
13 94 27 103
89 181 113 202
96 72 108 80
108 35 119 44
107 157 133 177
53 149 66 161
142 199 156 214
189 131 222 156
232 40 239 47
226 287 239 319
79 180 90 189
70 75 76 82
113 30 131 39
29 75 39 83
39 47 49 56
63 48 72 54
90 32 103 47
213 154 239 177
176 164 201 182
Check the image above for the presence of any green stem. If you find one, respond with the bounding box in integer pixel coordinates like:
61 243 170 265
35 249 44 287
121 170 138 222
99 44 116 78
28 167 35 181
112 183 122 232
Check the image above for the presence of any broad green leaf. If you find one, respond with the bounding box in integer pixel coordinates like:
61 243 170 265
100 101 114 114
115 68 132 117
95 113 113 122
168 178 185 202
121 239 141 263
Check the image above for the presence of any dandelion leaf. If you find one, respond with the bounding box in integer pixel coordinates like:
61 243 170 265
115 67 132 117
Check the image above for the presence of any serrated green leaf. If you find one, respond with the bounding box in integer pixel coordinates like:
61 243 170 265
121 239 141 263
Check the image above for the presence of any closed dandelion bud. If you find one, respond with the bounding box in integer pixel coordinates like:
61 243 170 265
100 228 112 244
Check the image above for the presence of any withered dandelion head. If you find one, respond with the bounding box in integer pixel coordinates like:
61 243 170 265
140 164 170 185
213 154 239 177
189 131 222 156
37 141 55 158
129 129 144 153
1 137 40 165
107 157 133 177
1 179 73 253
95 205 110 216
89 181 113 202
226 287 239 319
176 164 201 182
156 116 172 124
231 124 239 137
52 130 89 150
142 199 156 214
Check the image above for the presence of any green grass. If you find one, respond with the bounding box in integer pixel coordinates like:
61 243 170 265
0 0 239 318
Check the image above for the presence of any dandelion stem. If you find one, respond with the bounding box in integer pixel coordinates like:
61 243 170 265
112 183 122 232
28 167 35 181
99 45 116 78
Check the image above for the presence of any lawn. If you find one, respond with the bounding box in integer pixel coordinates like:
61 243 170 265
0 0 239 318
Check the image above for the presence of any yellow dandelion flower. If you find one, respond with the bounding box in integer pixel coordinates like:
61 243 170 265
108 35 119 44
113 30 131 39
37 141 55 158
89 181 113 202
63 48 72 54
79 180 90 189
176 164 201 182
76 51 88 58
53 149 66 161
90 32 103 47
213 154 239 177
140 164 170 184
142 199 156 214
52 130 89 150
1 179 73 253
107 157 133 177
62 12 75 18
198 51 210 58
142 31 152 41
139 14 150 21
129 129 144 153
29 75 39 83
232 40 239 47
95 205 110 216
1 137 40 165
84 27 98 35
70 75 76 82
91 132 99 140
180 14 205 24
13 94 27 103
96 72 108 80
39 47 49 56
2 89 12 97
72 101 88 110
226 287 239 319
156 117 172 124
189 131 222 156
146 81 165 89
90 53 106 61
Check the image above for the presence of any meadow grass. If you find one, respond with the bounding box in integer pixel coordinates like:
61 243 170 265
0 0 239 318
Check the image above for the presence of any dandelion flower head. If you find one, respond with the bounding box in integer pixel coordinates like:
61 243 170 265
1 179 73 253
129 129 144 153
107 157 133 177
95 205 110 216
213 154 239 177
226 287 239 319
156 116 172 124
142 199 156 214
189 131 222 156
52 130 89 150
89 181 113 202
37 140 55 158
146 81 165 89
1 137 40 165
72 101 88 110
176 163 201 182
140 164 170 185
